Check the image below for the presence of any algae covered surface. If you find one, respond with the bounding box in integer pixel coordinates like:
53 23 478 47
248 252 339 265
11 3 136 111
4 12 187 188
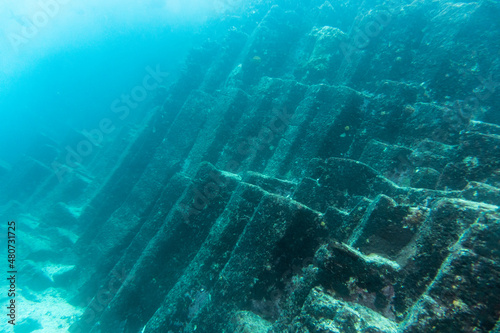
0 0 499 332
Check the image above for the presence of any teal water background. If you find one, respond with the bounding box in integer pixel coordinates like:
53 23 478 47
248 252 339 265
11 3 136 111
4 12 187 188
0 0 236 163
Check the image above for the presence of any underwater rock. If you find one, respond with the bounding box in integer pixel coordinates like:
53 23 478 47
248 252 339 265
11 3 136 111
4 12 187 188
410 167 440 190
15 317 43 333
294 286 398 333
299 25 348 82
1 0 499 332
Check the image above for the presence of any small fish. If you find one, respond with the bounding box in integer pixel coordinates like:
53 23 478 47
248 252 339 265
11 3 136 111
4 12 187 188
251 55 262 64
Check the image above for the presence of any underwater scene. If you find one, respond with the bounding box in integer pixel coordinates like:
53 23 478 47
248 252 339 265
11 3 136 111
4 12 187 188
0 0 499 332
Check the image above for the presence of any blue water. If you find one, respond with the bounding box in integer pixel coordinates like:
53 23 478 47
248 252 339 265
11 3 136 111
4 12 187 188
0 0 229 164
